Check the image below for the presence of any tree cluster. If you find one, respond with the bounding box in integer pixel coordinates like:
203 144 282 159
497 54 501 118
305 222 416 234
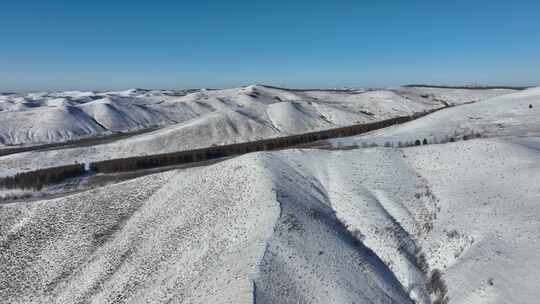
0 163 85 190
90 114 424 173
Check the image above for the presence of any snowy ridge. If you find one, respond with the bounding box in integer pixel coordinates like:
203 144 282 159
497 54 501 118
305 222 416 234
1 85 538 304
0 85 514 147
2 136 539 303
332 86 540 147
0 151 413 304
0 85 517 176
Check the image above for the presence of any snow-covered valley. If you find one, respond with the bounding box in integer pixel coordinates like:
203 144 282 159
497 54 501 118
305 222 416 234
1 85 539 304
0 85 516 176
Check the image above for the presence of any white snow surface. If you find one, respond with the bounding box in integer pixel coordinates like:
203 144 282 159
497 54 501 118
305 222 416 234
1 85 539 304
2 137 539 303
394 87 516 106
0 85 516 175
332 87 540 147
1 85 477 147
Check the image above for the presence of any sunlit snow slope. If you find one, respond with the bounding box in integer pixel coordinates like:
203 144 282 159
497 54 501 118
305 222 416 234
0 85 516 175
2 137 539 303
332 87 540 147
1 85 508 147
1 85 539 304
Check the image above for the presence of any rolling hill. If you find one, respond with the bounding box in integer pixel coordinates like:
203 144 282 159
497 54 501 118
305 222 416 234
2 136 539 303
331 87 540 147
1 85 539 304
0 85 517 176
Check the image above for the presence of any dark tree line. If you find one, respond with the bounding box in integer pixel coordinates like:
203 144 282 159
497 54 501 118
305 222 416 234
1 109 442 188
0 163 85 190
90 113 429 173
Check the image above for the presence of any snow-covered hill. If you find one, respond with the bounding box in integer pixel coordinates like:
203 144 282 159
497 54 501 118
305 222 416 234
0 85 517 176
2 136 539 303
0 89 187 146
2 84 539 303
0 85 514 148
332 86 540 147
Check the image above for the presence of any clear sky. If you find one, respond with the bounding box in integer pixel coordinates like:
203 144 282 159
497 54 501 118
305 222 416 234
1 0 539 91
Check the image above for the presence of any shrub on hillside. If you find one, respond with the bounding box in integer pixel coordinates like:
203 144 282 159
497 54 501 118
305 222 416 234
427 269 449 304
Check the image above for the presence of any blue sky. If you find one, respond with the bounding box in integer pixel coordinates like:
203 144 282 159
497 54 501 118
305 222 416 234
1 0 539 91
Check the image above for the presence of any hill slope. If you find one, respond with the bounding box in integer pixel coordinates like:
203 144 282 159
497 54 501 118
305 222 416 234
1 85 539 303
332 87 540 147
0 85 514 148
0 85 517 175
2 137 539 303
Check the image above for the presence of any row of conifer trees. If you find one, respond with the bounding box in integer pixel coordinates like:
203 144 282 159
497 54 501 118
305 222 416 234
0 109 440 189
0 163 85 190
89 114 418 173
